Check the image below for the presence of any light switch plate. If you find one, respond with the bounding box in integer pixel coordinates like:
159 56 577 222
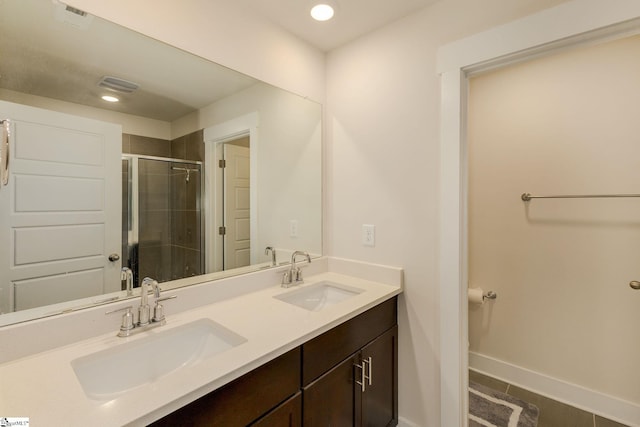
362 224 375 247
290 220 299 238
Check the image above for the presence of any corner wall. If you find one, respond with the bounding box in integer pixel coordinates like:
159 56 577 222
325 1 571 425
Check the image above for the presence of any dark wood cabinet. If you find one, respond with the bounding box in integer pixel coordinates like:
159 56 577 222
149 347 301 427
303 352 360 425
250 392 302 427
359 326 398 427
302 297 397 385
303 325 398 427
150 297 398 427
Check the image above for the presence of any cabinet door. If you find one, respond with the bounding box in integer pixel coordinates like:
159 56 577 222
251 392 301 427
303 353 359 426
360 326 398 427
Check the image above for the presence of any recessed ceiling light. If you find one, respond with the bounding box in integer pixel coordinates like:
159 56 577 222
101 95 119 103
310 3 335 21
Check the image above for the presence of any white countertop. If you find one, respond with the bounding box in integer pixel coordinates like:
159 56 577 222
0 258 402 426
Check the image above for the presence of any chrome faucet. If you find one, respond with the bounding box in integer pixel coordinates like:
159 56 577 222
138 277 155 326
121 267 133 296
106 276 176 337
265 246 277 267
282 251 311 288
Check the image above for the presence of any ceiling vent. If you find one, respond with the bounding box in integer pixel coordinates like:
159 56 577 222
54 2 94 30
98 76 140 94
65 5 87 17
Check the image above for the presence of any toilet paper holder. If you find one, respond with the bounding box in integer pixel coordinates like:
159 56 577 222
467 288 498 304
483 291 497 300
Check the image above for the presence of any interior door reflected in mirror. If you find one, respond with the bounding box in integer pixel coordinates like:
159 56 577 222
0 0 322 325
221 137 251 271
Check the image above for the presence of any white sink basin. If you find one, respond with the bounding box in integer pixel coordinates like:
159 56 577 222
274 281 364 311
71 318 246 400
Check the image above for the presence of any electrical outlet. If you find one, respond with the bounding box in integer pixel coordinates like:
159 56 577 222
290 220 299 238
362 224 375 247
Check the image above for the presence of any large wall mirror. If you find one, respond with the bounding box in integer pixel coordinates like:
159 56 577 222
0 0 322 326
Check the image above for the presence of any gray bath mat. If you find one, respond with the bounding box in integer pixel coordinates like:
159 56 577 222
469 381 539 427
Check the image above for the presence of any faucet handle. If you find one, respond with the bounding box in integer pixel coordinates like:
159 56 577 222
106 306 135 336
281 270 292 287
152 295 177 323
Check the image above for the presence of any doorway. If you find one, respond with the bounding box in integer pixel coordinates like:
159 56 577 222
438 4 640 426
203 112 258 274
220 137 251 270
467 34 640 426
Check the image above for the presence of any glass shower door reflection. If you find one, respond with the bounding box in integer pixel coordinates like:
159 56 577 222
169 161 202 281
123 156 203 287
137 158 172 284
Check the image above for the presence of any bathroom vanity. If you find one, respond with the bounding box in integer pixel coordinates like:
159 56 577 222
0 257 402 426
151 297 398 426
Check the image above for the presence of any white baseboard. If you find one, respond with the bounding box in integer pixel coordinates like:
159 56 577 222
469 351 640 427
398 416 422 427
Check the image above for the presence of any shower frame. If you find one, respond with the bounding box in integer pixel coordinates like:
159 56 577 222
122 154 205 286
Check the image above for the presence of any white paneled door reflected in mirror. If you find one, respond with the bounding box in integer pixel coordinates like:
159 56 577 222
0 0 322 325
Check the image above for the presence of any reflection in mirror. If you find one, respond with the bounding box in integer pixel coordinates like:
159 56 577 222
122 154 204 286
0 0 322 326
220 138 251 271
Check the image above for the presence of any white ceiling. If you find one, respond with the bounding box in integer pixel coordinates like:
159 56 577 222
238 0 440 51
0 0 258 121
0 0 440 121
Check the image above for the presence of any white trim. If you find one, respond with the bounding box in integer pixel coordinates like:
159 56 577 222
327 257 403 288
437 1 640 425
438 68 468 427
397 417 422 427
437 0 640 74
203 113 259 272
470 352 640 427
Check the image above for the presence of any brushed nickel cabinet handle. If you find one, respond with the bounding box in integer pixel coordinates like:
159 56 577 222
355 356 373 392
355 361 366 392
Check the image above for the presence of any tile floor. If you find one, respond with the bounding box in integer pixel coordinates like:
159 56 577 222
469 370 631 427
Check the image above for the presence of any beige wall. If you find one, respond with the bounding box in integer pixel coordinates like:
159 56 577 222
326 1 571 425
67 0 325 103
468 35 640 405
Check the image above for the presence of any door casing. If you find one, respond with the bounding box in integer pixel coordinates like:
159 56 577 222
437 2 640 425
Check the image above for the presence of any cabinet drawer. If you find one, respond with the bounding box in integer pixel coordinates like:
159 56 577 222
250 391 302 427
150 347 301 426
302 297 397 385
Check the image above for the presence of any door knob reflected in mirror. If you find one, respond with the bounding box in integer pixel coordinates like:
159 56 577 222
629 281 640 290
108 253 120 262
